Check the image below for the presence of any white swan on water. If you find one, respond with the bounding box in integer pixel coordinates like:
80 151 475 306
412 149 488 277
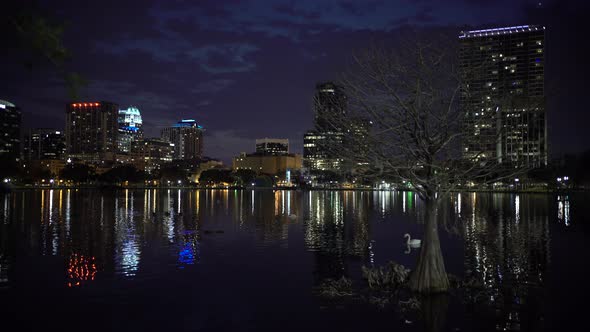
404 233 421 248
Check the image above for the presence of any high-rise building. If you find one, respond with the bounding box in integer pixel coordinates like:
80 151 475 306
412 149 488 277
460 25 547 168
65 101 119 162
23 128 65 160
303 130 344 171
314 82 347 132
0 99 21 163
255 138 289 155
161 119 204 160
303 82 348 172
118 106 143 153
131 138 174 174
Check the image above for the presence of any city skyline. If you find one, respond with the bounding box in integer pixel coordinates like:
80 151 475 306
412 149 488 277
1 0 587 164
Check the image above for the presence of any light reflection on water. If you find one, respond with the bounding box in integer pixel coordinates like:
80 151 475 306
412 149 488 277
0 189 586 331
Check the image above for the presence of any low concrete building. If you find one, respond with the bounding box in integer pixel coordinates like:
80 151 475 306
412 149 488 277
233 152 302 176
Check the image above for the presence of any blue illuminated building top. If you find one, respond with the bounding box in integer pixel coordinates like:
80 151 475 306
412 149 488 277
123 126 140 132
118 106 143 128
459 25 544 39
173 119 204 129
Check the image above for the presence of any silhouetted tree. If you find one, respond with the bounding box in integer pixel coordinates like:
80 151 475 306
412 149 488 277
326 31 527 293
199 169 233 185
233 169 257 186
0 156 20 179
60 164 95 183
155 164 188 183
98 165 145 184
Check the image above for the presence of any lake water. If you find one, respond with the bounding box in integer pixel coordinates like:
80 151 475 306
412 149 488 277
0 189 589 331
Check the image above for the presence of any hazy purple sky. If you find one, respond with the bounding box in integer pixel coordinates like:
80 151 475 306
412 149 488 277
1 0 587 163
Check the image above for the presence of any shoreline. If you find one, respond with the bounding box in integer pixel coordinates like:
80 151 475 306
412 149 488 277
1 184 586 194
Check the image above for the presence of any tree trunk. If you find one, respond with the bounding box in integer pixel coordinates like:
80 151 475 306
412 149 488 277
408 198 449 293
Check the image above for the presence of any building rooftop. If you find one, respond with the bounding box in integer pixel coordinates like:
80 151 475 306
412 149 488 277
459 25 545 39
256 138 289 144
0 99 16 109
173 119 204 129
119 106 141 116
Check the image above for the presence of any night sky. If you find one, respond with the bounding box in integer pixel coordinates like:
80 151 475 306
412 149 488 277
1 0 587 163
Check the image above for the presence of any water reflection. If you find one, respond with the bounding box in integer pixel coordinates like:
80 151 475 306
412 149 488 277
114 190 141 277
67 253 97 287
557 195 570 226
0 189 585 331
462 193 550 331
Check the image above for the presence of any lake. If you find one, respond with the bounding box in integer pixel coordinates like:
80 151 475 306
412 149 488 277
1 189 589 331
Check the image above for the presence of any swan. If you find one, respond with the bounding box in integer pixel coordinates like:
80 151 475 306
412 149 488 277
404 233 421 248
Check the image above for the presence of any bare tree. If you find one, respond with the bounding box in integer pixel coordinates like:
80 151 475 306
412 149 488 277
318 31 532 293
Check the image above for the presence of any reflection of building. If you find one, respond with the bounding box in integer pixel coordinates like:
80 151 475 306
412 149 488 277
65 101 119 162
161 119 204 160
114 192 141 277
462 193 549 331
233 152 302 176
302 191 371 286
131 138 174 173
460 25 547 168
117 106 143 153
255 138 289 155
0 99 22 163
557 195 570 226
178 231 200 267
67 253 98 287
23 128 65 161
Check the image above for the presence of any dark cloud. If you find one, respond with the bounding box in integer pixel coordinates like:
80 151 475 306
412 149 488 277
191 79 236 94
273 4 322 20
338 0 385 16
187 43 260 74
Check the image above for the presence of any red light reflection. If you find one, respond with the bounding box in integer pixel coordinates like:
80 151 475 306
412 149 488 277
67 253 98 287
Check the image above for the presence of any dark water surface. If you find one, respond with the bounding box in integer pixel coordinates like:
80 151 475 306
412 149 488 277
1 189 589 331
